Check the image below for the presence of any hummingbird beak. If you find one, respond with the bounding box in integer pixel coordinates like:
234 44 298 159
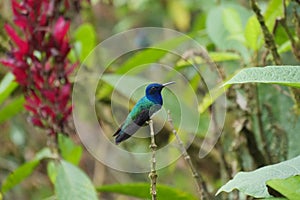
162 81 175 87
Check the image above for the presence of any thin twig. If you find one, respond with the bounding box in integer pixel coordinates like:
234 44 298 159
210 105 232 180
183 49 226 80
167 111 211 200
47 134 59 159
250 0 282 65
241 119 266 167
148 120 157 200
278 0 300 61
255 85 271 164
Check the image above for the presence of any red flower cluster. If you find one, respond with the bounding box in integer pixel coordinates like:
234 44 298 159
1 0 79 135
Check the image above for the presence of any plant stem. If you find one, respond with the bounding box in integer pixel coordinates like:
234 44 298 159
241 120 266 167
250 0 282 65
167 111 211 200
148 120 157 200
255 85 272 164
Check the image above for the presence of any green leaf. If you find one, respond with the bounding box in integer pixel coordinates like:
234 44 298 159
216 155 300 198
176 52 240 69
267 176 300 200
1 160 39 194
0 95 25 124
198 83 230 114
278 40 292 53
58 134 82 165
55 160 98 200
1 148 53 194
167 0 190 31
35 148 54 160
244 15 262 50
224 66 300 88
222 8 245 43
264 0 285 31
69 23 96 63
0 73 18 105
116 34 194 74
206 4 251 61
208 52 240 62
47 161 58 184
97 183 197 200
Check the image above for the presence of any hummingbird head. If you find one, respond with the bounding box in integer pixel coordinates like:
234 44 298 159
145 82 175 104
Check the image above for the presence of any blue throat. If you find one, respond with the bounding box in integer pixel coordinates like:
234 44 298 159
146 92 163 105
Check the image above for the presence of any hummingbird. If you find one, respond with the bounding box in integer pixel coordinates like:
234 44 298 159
113 81 175 144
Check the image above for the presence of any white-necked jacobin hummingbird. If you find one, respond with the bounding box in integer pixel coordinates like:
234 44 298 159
113 81 175 144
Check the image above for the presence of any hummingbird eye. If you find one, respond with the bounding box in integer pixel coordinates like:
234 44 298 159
149 86 157 94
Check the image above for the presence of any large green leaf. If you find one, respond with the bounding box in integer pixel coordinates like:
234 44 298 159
224 66 300 88
55 160 97 200
69 23 96 63
1 160 39 194
58 134 82 165
116 33 194 74
222 7 245 43
267 176 300 200
0 95 25 124
97 183 197 200
206 4 251 61
1 148 53 194
0 73 18 105
264 0 285 31
216 155 300 198
244 15 262 50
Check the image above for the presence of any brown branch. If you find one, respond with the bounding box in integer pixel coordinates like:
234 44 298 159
183 49 226 80
255 85 271 164
277 2 300 61
250 0 282 65
148 120 157 200
167 111 211 200
210 105 232 180
241 120 266 167
295 8 300 38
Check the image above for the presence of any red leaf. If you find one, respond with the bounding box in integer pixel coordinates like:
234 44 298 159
66 62 78 75
12 0 28 16
0 58 16 68
59 40 71 57
53 17 70 43
31 117 43 127
12 67 27 85
4 24 29 54
62 105 72 121
42 89 56 103
14 17 28 29
39 12 48 26
40 105 56 119
24 104 38 114
26 92 42 106
61 84 71 98
64 0 70 9
48 72 56 86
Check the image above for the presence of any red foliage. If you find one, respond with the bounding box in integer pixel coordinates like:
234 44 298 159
0 0 85 135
